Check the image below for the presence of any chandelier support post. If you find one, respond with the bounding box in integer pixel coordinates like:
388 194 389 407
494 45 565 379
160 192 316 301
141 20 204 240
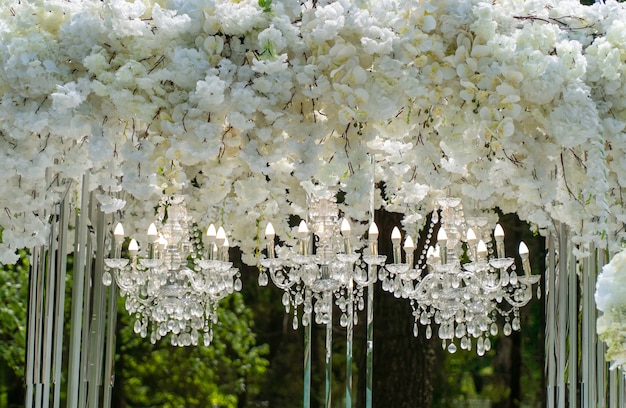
365 278 374 408
67 174 90 408
345 279 353 408
324 308 333 408
546 233 556 408
303 289 312 408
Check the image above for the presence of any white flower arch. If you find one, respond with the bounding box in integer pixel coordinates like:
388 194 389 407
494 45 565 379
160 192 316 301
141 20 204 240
1 0 625 265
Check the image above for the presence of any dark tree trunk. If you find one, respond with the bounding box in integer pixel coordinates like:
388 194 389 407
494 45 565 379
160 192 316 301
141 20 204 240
361 210 437 408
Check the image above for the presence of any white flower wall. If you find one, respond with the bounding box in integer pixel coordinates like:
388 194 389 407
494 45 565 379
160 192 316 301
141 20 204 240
1 0 626 266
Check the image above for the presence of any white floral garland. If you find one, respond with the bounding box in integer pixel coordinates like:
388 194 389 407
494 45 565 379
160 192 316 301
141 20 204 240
596 249 626 374
0 0 625 268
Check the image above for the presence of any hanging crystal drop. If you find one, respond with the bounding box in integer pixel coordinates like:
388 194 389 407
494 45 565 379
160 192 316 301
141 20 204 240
353 313 358 325
282 291 290 306
510 272 518 285
460 336 469 350
358 297 365 310
484 337 492 351
292 315 299 330
234 277 242 291
426 324 432 339
537 286 541 299
133 319 142 334
490 322 498 336
413 322 419 337
503 322 512 336
258 272 268 286
340 313 348 327
102 271 112 286
512 316 521 331
447 342 457 353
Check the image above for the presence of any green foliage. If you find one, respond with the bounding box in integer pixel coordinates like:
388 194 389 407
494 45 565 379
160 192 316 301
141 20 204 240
0 249 30 376
258 0 272 13
115 292 269 407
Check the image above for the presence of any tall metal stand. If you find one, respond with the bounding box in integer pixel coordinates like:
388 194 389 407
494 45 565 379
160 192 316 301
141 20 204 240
324 305 333 408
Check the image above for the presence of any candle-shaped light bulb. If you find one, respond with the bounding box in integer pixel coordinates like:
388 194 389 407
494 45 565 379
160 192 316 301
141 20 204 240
494 223 505 258
147 223 158 259
391 226 402 264
147 223 158 239
265 222 275 259
114 223 125 237
216 227 226 245
519 241 531 276
466 228 477 244
128 239 139 257
206 224 217 242
368 222 379 256
298 220 309 255
113 222 124 258
340 218 352 254
404 235 415 267
432 245 441 264
466 227 477 261
437 228 448 264
477 240 488 260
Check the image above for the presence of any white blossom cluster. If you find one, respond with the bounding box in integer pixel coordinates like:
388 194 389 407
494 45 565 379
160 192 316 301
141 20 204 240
0 0 626 266
596 249 626 374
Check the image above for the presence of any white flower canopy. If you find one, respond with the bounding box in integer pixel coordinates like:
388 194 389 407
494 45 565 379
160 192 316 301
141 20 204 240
1 0 625 265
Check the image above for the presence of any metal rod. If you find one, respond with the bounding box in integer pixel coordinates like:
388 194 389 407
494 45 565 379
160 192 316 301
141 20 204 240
88 207 107 408
597 249 607 408
53 195 70 408
42 208 59 408
568 239 577 407
303 298 311 408
34 244 46 408
366 272 374 408
557 223 568 408
546 233 556 408
325 297 333 408
25 246 40 408
102 222 119 408
67 173 90 408
345 279 353 408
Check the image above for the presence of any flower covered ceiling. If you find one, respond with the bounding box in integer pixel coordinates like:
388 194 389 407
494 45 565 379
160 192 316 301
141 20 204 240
1 0 625 264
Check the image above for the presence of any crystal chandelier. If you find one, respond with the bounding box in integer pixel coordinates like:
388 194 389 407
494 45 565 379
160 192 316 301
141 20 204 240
103 194 241 347
259 189 386 407
379 198 540 355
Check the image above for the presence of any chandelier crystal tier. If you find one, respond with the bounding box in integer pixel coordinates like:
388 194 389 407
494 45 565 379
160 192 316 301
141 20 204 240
379 197 540 355
103 194 241 347
259 189 385 408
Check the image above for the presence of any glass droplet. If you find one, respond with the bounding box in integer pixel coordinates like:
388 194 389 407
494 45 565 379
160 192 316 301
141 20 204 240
413 322 419 337
134 320 142 334
292 316 299 330
447 343 457 353
484 337 491 351
490 323 498 336
426 325 432 339
509 272 518 285
234 277 242 291
340 313 348 327
102 271 112 286
503 322 512 336
258 272 268 286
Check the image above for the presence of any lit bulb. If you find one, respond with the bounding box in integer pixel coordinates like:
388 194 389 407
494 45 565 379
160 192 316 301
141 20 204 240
494 224 505 239
206 224 217 240
437 228 448 243
265 222 275 240
128 239 139 256
477 240 488 256
297 220 309 237
340 218 351 235
114 223 125 237
391 226 402 244
466 227 477 243
368 222 379 240
216 227 226 245
404 235 415 250
519 241 529 255
147 223 158 239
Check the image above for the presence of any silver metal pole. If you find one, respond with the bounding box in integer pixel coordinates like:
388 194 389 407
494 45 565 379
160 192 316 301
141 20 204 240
568 239 577 407
324 304 333 408
557 223 568 408
365 273 374 408
546 233 556 408
67 174 90 408
42 209 59 408
25 246 41 408
53 195 70 408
